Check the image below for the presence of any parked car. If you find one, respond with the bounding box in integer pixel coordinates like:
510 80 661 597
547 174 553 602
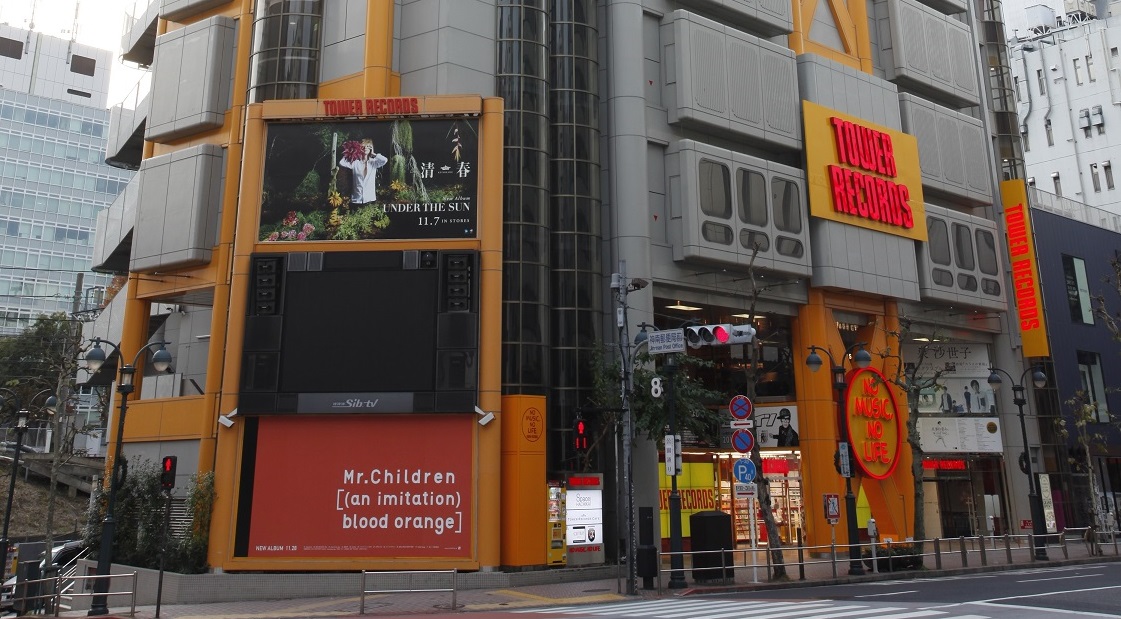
0 540 86 611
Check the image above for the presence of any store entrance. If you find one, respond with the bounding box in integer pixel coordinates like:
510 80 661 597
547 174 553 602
716 453 802 546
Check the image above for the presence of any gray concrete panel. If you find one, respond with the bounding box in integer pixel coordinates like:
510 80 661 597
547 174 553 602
809 219 920 299
665 10 801 150
161 0 228 22
131 144 225 272
145 16 234 142
879 0 979 107
678 0 794 36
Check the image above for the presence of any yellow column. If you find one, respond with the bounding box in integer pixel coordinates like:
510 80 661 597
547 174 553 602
364 0 396 97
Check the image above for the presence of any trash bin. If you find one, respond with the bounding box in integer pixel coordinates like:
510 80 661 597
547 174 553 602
636 545 658 579
690 511 734 581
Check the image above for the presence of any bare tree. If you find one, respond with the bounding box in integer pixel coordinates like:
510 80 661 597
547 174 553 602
876 318 950 549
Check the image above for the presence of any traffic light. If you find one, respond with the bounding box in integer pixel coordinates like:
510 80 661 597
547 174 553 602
685 324 756 348
160 455 177 490
573 416 590 453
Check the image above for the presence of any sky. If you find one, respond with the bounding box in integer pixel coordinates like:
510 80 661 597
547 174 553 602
0 0 146 105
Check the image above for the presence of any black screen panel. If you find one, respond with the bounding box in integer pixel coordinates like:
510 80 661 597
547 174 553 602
279 269 439 392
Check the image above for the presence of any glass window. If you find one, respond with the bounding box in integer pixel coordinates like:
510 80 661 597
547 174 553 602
698 160 731 218
927 217 951 265
701 222 733 245
737 169 767 226
70 55 96 76
775 237 804 257
0 36 22 59
739 229 769 252
952 224 975 270
1063 255 1094 324
1077 351 1110 422
975 229 998 275
772 178 801 233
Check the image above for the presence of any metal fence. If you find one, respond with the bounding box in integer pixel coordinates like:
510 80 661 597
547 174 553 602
10 571 137 617
647 529 1119 592
359 569 457 614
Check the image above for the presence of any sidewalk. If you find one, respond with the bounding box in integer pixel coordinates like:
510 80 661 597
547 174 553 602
55 537 1121 618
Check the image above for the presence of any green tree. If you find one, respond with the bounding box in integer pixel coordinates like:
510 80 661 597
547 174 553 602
0 312 86 555
585 348 725 472
84 458 215 573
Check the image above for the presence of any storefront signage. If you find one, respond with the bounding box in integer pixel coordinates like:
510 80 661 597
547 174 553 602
917 417 1003 453
922 459 967 470
803 101 927 241
843 367 902 480
322 97 421 116
658 461 716 537
1000 180 1051 357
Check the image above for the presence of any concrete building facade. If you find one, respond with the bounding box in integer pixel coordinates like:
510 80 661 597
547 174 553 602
87 0 1056 578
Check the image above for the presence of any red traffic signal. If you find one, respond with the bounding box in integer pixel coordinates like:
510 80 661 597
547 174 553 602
160 455 177 490
573 417 590 453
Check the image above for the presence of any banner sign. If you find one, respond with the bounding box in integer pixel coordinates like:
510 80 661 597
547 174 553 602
999 180 1050 357
245 415 474 559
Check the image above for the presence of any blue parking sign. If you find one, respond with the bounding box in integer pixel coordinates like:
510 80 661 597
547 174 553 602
733 458 756 483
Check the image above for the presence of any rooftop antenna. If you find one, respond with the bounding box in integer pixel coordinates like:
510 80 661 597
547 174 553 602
66 1 79 61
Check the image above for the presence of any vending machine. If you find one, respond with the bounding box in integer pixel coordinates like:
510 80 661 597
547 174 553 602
547 482 566 566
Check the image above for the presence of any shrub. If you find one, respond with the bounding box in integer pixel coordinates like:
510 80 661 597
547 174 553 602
84 458 215 574
862 542 923 571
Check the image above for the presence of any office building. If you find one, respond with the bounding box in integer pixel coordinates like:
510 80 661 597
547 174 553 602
0 24 128 334
87 0 1051 579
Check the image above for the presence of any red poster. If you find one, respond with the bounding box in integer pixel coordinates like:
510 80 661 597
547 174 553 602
247 415 474 558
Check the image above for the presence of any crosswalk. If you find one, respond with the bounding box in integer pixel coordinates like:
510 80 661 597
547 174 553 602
512 598 991 619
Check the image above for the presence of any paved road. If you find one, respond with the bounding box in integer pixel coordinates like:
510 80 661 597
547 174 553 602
513 563 1121 619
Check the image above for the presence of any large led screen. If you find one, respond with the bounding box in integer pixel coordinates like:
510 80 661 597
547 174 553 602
259 118 478 241
240 415 474 559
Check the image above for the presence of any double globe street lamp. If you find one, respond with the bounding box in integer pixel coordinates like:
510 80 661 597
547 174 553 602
84 338 172 616
0 388 56 578
806 343 872 576
987 365 1049 561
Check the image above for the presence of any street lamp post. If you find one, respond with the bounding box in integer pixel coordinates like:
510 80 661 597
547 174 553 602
0 388 56 580
987 365 1049 561
84 338 172 616
662 355 687 589
805 343 872 576
611 267 648 596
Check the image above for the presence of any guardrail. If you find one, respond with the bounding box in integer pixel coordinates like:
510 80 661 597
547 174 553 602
359 569 457 614
646 530 1119 592
11 571 137 617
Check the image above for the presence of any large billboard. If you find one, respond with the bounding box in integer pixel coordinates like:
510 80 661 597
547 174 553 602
259 118 478 241
241 415 475 559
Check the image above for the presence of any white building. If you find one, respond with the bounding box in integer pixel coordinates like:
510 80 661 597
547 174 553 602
0 24 130 334
1010 9 1121 222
